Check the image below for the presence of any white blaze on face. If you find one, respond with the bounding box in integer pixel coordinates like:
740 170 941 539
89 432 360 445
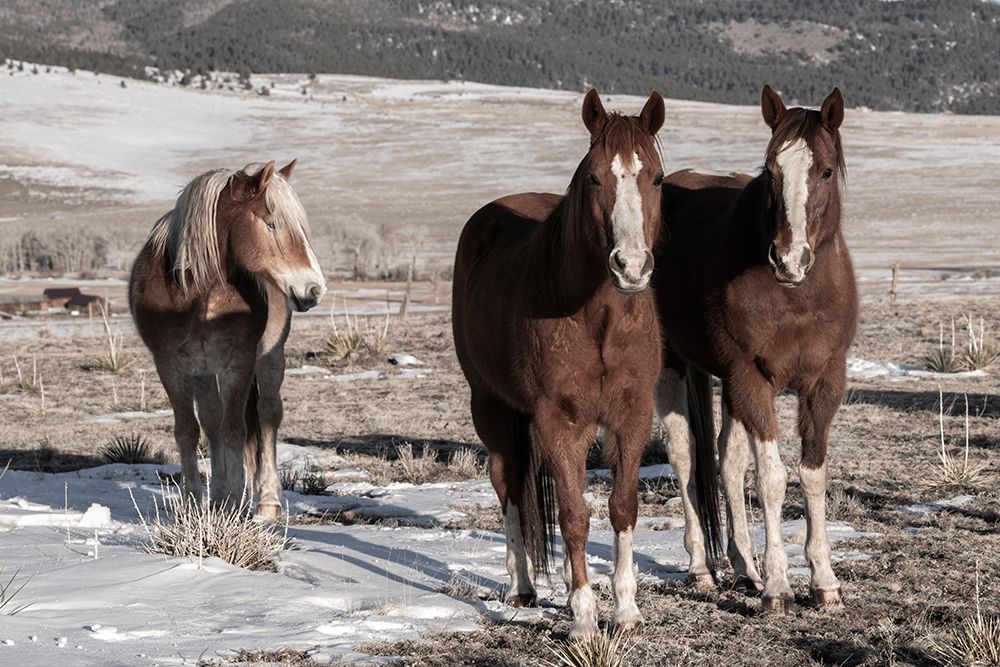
775 138 814 276
609 152 649 286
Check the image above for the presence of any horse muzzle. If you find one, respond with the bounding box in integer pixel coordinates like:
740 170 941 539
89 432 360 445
288 283 325 312
768 243 812 288
608 247 654 294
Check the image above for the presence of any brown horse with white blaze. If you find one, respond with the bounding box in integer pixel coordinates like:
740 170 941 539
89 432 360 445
130 161 326 516
453 90 666 638
653 86 858 614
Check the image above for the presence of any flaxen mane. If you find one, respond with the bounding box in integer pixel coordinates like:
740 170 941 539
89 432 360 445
148 164 309 295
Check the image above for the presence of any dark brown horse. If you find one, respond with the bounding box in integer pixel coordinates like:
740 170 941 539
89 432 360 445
653 86 857 614
453 89 666 638
130 161 326 516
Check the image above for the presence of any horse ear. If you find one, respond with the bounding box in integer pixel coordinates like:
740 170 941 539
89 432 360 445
582 88 608 139
820 87 844 131
761 84 787 132
249 160 276 197
278 159 297 181
640 91 665 135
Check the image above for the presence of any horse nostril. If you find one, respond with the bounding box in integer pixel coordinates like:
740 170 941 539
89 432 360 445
611 249 627 272
768 243 780 268
641 250 654 276
800 246 812 269
308 284 322 300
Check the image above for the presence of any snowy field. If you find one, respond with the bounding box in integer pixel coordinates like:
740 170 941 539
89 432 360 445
1 67 1000 300
0 446 877 665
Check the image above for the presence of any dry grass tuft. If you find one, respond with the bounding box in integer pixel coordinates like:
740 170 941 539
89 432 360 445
197 647 319 666
544 629 636 667
930 567 1000 666
324 300 390 361
0 565 32 615
133 485 288 571
923 391 992 490
961 314 1000 371
279 465 332 495
440 571 482 600
94 305 133 373
448 447 486 478
10 354 43 396
396 442 438 484
101 433 159 464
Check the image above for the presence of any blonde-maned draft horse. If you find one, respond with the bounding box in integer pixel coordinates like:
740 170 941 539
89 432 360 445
453 89 666 638
129 161 326 517
653 86 857 614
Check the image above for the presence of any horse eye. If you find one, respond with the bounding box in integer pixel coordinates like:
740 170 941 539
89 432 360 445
588 173 600 186
822 168 834 180
653 172 664 187
265 220 276 230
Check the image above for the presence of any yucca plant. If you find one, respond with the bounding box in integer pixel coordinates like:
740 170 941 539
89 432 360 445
0 566 32 615
95 304 133 373
545 629 636 667
922 392 991 490
924 319 961 373
960 314 1000 371
931 566 1000 666
324 298 390 361
101 433 158 464
133 484 288 571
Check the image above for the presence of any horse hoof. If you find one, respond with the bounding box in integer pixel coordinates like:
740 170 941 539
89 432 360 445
255 503 282 520
505 592 537 608
760 595 793 616
688 572 716 592
614 615 645 635
811 588 844 608
735 575 765 594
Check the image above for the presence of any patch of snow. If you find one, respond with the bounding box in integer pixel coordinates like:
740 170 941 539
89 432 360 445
324 370 387 382
285 364 328 376
847 356 988 382
83 409 172 424
902 494 976 515
388 353 423 366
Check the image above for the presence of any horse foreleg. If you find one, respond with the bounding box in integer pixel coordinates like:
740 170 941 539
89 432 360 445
747 432 793 613
253 351 285 519
717 400 763 592
160 367 202 503
655 368 712 588
798 365 846 607
604 421 647 633
212 369 253 508
534 409 596 640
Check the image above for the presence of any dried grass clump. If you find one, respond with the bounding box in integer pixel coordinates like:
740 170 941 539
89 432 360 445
930 568 1000 666
544 629 636 667
10 354 43 396
279 465 332 495
924 315 1000 373
396 442 438 485
324 300 390 361
448 447 486 479
923 392 992 490
101 433 159 464
440 572 482 600
0 566 32 615
133 486 288 571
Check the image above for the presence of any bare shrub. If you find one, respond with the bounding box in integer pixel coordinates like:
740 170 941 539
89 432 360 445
279 465 302 491
0 566 32 615
101 434 160 465
923 392 992 490
544 629 636 667
133 486 288 571
396 443 438 485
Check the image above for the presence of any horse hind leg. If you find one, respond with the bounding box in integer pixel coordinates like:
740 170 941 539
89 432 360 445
655 368 713 589
471 392 536 607
718 400 763 592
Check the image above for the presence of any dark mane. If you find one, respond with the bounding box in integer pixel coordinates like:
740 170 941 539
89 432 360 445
765 108 846 177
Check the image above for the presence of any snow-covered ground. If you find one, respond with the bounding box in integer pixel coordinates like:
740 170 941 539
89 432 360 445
2 66 999 301
0 445 876 665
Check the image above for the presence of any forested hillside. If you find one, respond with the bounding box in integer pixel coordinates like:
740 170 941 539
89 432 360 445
1 0 998 113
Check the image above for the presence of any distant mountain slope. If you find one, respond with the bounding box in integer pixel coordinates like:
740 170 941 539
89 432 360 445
1 0 998 113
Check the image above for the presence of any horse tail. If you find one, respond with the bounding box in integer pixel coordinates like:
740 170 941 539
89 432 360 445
514 411 555 576
686 367 723 567
244 377 262 489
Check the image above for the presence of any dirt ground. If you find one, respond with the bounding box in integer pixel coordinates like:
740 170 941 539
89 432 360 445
0 292 998 666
